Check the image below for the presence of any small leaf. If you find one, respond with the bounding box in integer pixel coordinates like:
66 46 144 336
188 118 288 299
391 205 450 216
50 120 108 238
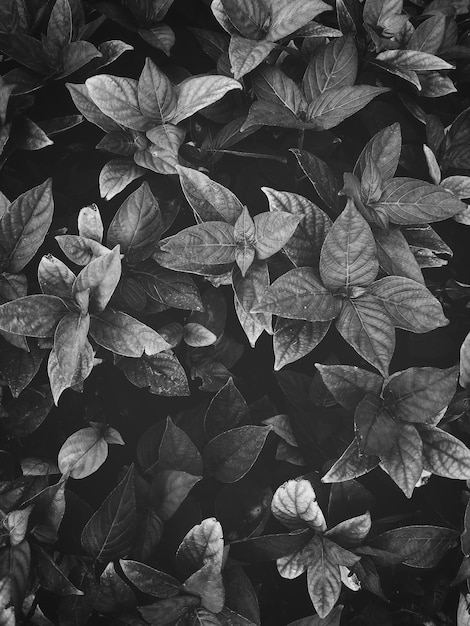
136 124 185 175
176 517 224 578
85 75 148 131
291 149 342 214
379 424 423 498
0 295 68 337
203 425 271 483
53 313 91 386
118 351 189 396
137 58 177 124
315 364 382 411
325 512 371 548
354 393 399 456
271 478 326 531
73 246 121 313
78 204 104 243
173 75 242 124
420 425 470 480
153 470 202 520
253 66 307 116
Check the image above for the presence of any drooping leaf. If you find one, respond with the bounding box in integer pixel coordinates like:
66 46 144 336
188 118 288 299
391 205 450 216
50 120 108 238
173 75 242 124
420 425 470 480
379 424 423 498
85 75 149 131
271 478 326 531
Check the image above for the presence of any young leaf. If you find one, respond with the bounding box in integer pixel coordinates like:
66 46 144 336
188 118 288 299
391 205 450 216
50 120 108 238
319 199 378 292
369 276 448 332
303 35 358 100
253 211 302 260
354 123 402 182
379 424 423 498
38 255 75 299
204 377 249 440
0 179 54 273
315 364 382 411
73 246 121 312
274 319 330 371
0 295 68 337
203 425 271 483
78 204 104 243
254 267 341 322
159 222 236 265
81 465 136 561
53 313 91 386
85 75 149 131
89 310 170 357
137 58 177 124
271 479 326 531
354 393 399 456
420 425 470 480
177 166 243 225
172 75 242 124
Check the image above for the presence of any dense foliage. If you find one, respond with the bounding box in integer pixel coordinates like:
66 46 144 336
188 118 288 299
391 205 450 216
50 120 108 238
2 0 470 624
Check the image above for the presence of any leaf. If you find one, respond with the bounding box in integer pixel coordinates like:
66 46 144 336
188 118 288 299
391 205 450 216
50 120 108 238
4 506 32 546
267 0 331 41
242 100 306 131
407 15 446 53
136 124 185 175
379 424 423 498
153 470 202 520
203 425 271 483
160 222 236 266
234 206 256 276
182 562 225 613
253 66 307 116
176 517 224 578
271 478 326 531
383 366 458 423
177 165 243 225
229 36 276 80
0 34 51 74
420 425 470 480
60 41 103 78
306 86 390 131
303 35 358 100
0 179 54 273
253 211 302 260
173 75 242 124
306 538 342 619
137 58 177 124
139 597 199 624
0 541 31 609
93 561 135 612
85 75 149 131
220 0 270 39
253 267 341 322
99 159 146 201
139 24 175 55
53 313 91 386
288 605 343 626
372 525 459 568
461 331 470 388
138 265 202 310
354 123 402 182
55 235 109 266
322 439 380 483
0 295 68 337
319 199 378 292
119 560 181 598
78 204 103 243
325 513 371 549
58 426 113 479
375 49 453 71
66 83 121 133
107 182 161 264
374 227 424 285
47 344 92 405
315 364 382 411
204 377 249 439
159 417 203 475
371 178 465 225
290 150 342 213
184 323 217 347
81 464 136 561
89 310 170 357
354 393 399 455
233 262 272 347
118 351 189 396
73 246 121 313
274 319 330 371
36 548 84 597
0 342 45 398
336 296 394 377
369 276 448 332
262 188 331 266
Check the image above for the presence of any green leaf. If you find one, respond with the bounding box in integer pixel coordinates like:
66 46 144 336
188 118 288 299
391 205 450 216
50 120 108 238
322 439 380 483
78 204 103 243
274 319 330 371
354 123 401 183
271 478 326 531
81 464 136 561
354 393 399 455
254 267 340 322
262 188 331 265
203 425 271 483
374 227 424 285
107 182 161 264
253 211 301 260
58 425 122 479
137 58 177 124
47 0 72 49
369 276 448 332
319 199 378 292
306 86 389 131
371 178 465 225
336 296 394 377
0 295 68 337
159 416 203 475
176 517 224 578
229 36 276 80
383 366 458 423
0 179 54 273
85 75 149 131
253 66 307 116
379 424 423 498
38 254 75 299
99 159 146 200
233 262 272 347
267 0 331 41
407 15 446 53
66 83 121 133
160 222 236 265
375 49 453 71
119 560 181 598
371 525 459 568
136 124 185 175
204 377 249 439
420 425 470 480
315 364 382 411
177 166 243 225
172 75 242 124
303 35 357 100
89 310 170 357
73 246 121 313
55 235 109 266
118 351 189 396
53 313 91 386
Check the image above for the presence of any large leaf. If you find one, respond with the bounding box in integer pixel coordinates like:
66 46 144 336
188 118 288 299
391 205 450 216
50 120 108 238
374 227 424 285
354 393 399 456
267 0 331 41
81 465 136 561
253 211 302 260
0 179 54 273
0 295 68 337
369 276 448 332
204 377 249 440
371 178 465 225
383 366 458 423
319 199 378 292
336 296 394 377
306 538 343 619
420 425 470 480
73 246 121 313
137 58 177 124
53 313 91 386
177 166 243 225
316 364 382 411
354 123 401 182
303 35 357 100
107 182 161 264
85 75 149 131
271 478 326 532
379 424 423 498
203 425 271 483
274 319 330 371
89 310 170 357
306 86 389 130
173 75 242 124
66 82 121 133
253 267 340 322
159 222 236 265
